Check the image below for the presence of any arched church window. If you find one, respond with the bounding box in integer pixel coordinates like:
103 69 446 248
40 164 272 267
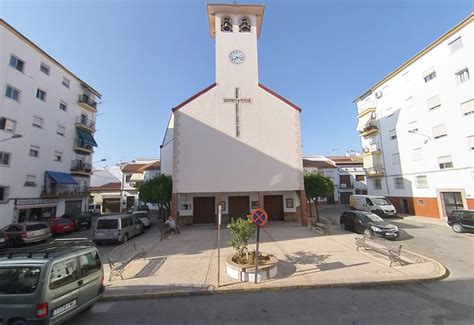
239 17 251 32
221 16 233 32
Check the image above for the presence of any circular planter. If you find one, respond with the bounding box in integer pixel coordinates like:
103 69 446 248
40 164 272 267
225 253 278 283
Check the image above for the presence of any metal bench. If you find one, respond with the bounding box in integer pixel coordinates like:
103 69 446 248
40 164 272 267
107 243 146 281
355 235 403 267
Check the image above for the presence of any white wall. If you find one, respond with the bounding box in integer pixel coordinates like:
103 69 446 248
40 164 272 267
160 114 174 176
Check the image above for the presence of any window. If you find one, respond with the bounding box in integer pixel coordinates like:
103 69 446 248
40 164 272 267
125 174 132 182
59 101 67 111
36 89 46 101
427 94 441 110
32 116 44 129
417 199 425 206
467 135 474 150
455 68 470 84
0 186 8 202
5 85 20 101
374 178 382 190
0 152 11 166
0 117 16 133
221 16 233 32
9 55 24 72
53 151 62 162
460 99 473 116
432 124 447 139
412 147 423 161
415 176 429 188
29 145 39 157
49 258 79 290
423 68 436 83
239 17 251 32
394 177 404 189
24 174 37 187
437 155 453 169
79 252 101 277
355 175 365 181
408 121 418 132
40 63 50 75
62 77 70 88
57 124 65 136
392 153 400 165
0 267 41 294
449 37 463 54
389 129 397 140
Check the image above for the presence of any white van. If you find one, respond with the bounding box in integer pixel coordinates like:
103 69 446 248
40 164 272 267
350 195 397 218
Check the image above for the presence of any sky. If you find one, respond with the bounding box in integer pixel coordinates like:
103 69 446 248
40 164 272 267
1 0 472 166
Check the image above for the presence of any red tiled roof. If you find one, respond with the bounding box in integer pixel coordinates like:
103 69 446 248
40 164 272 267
327 156 363 165
90 182 121 192
302 159 337 169
138 161 161 171
259 83 302 112
121 163 148 173
172 83 217 112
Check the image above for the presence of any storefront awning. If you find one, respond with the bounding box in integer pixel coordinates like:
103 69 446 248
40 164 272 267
77 128 98 147
129 173 144 182
46 171 78 185
357 112 375 132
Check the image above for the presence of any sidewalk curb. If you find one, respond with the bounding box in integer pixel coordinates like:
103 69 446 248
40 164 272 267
101 262 449 301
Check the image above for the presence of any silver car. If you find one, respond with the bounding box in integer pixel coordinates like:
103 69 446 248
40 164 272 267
3 222 51 247
93 214 144 244
132 211 152 228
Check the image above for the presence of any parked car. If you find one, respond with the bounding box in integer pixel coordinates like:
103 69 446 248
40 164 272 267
0 230 7 250
47 217 76 235
88 204 101 215
132 211 152 228
136 205 150 213
350 195 397 218
62 212 92 230
447 209 474 233
340 210 399 240
3 222 51 247
93 214 144 244
0 238 104 324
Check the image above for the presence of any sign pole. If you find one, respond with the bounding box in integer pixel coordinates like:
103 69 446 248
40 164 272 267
217 204 222 288
254 226 260 284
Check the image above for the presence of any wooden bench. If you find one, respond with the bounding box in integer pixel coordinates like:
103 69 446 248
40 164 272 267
107 243 146 281
355 235 403 267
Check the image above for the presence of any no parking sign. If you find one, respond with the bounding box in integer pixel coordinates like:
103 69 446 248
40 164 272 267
250 208 268 227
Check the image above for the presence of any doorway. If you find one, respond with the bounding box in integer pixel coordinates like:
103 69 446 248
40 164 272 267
442 192 464 216
401 199 409 214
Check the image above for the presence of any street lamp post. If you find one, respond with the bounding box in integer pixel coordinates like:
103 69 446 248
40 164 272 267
0 134 22 143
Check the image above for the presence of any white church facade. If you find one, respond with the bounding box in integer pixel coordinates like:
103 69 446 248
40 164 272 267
160 4 307 225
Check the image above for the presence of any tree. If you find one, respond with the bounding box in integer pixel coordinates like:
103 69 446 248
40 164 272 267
139 175 172 218
227 217 256 264
304 173 334 223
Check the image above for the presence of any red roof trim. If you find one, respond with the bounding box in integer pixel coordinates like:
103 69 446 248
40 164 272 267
172 83 217 112
258 83 302 112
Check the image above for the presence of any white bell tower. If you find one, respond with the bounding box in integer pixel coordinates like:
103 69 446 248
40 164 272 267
207 4 265 87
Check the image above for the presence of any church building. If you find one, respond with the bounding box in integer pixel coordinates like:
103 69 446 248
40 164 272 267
160 4 307 225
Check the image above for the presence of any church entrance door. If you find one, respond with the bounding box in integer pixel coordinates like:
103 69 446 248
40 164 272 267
193 197 215 224
228 196 250 221
264 195 284 221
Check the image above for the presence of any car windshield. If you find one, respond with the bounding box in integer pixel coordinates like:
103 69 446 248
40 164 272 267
371 198 392 206
359 213 384 223
0 267 41 294
135 213 148 218
97 219 118 229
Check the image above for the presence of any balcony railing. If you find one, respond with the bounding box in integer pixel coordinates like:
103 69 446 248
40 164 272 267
357 106 376 118
70 160 92 174
359 124 379 138
41 185 89 198
73 138 94 153
339 183 354 189
364 166 384 177
75 116 95 131
78 94 97 110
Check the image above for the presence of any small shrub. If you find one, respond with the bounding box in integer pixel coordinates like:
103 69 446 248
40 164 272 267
227 217 256 264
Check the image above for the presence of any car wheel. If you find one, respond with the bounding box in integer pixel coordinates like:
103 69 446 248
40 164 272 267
363 228 374 239
122 233 129 243
11 319 27 325
452 223 464 233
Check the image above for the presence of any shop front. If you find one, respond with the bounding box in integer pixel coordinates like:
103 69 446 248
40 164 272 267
14 198 59 223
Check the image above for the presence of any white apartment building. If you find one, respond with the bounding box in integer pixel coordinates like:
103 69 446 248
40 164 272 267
354 14 473 219
0 19 100 227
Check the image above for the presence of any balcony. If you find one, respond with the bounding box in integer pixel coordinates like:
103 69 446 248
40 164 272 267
339 183 354 189
70 160 92 176
357 106 376 118
364 166 384 178
359 124 379 138
78 94 97 112
362 144 382 156
75 116 96 132
73 138 94 154
41 184 89 198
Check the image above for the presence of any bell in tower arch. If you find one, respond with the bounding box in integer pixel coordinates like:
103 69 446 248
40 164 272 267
221 16 233 32
239 17 251 32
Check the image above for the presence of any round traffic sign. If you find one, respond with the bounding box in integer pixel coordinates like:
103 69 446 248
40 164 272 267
250 208 268 227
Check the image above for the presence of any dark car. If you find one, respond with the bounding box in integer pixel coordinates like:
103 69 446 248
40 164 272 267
447 210 474 233
340 210 399 240
62 212 92 230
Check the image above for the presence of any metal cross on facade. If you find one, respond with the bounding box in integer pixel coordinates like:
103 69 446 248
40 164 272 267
223 88 251 137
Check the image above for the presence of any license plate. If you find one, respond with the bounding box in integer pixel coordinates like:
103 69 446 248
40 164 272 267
386 232 395 236
0 238 4 243
51 299 77 317
64 226 70 229
96 232 104 237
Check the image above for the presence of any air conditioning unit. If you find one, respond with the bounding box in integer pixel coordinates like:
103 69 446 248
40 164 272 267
375 91 382 99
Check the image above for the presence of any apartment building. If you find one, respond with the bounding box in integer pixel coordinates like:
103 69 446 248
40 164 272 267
0 19 100 227
354 14 473 219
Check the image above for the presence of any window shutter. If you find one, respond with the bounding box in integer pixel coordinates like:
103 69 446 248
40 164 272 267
432 124 447 138
412 148 423 161
461 99 474 115
449 37 463 53
437 156 451 164
427 95 441 110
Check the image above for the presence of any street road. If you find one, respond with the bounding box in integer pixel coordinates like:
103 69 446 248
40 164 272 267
66 207 474 324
